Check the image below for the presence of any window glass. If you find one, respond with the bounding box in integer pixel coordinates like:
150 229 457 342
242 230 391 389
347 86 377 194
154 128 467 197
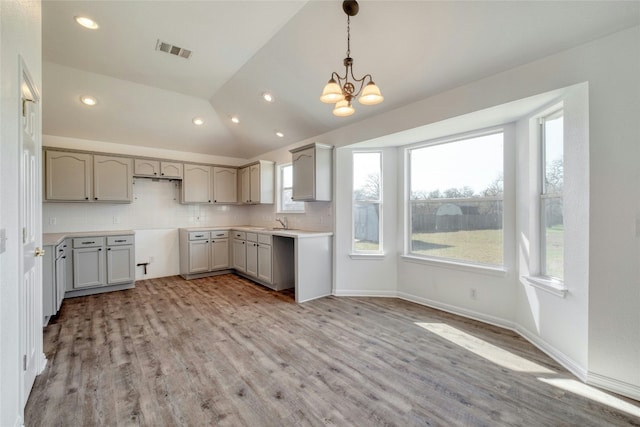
279 164 304 212
541 111 564 279
408 132 504 265
353 152 382 253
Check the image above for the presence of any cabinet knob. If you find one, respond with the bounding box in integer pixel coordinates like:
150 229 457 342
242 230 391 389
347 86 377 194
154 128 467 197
154 172 157 175
85 197 89 200
62 256 66 259
107 248 111 250
161 173 165 176
98 248 102 251
94 197 98 200
214 200 217 203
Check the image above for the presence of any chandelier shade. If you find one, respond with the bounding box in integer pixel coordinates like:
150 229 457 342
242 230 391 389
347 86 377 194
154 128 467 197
319 0 383 116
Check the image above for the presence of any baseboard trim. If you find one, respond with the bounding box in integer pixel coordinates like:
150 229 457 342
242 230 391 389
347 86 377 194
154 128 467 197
515 326 587 381
334 289 398 298
588 371 640 401
396 291 515 331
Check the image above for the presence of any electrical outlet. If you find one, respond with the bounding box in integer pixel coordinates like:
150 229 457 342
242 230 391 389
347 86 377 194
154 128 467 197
48 217 56 225
113 216 121 224
470 288 477 300
149 256 154 263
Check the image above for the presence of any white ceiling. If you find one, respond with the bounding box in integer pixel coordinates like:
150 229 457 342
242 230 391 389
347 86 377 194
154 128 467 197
42 1 640 159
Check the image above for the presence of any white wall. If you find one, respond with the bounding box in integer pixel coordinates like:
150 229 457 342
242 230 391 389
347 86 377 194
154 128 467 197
0 1 42 425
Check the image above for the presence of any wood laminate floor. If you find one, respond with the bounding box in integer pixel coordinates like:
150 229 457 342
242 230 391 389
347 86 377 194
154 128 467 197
26 274 640 426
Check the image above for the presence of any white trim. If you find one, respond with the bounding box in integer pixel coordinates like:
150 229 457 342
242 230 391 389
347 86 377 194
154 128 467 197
400 255 507 276
587 372 640 401
348 253 386 260
515 325 587 381
397 291 515 331
334 289 397 298
521 275 568 298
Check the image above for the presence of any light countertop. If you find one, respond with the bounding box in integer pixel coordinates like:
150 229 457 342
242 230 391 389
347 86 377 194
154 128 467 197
43 230 135 246
180 225 333 239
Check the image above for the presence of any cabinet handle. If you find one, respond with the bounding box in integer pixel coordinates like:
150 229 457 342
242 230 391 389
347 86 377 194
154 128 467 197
107 248 111 251
62 256 66 259
115 239 126 242
216 234 224 237
63 244 67 248
58 249 64 252
98 248 102 251
81 241 95 245
195 234 204 238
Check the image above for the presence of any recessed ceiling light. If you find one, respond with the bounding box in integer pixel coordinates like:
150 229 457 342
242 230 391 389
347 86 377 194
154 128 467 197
275 131 284 138
231 116 240 124
80 95 97 106
192 117 204 126
262 92 274 103
74 16 99 30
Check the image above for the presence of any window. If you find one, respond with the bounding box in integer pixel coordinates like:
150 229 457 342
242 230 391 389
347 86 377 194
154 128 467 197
353 152 382 253
408 131 504 266
277 164 304 213
540 110 564 280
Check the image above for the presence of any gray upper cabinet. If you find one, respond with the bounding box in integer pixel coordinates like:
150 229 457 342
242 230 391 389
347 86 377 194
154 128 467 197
45 150 93 201
45 150 132 203
94 155 133 202
238 160 274 204
134 159 183 179
290 143 333 202
212 166 237 203
182 164 212 203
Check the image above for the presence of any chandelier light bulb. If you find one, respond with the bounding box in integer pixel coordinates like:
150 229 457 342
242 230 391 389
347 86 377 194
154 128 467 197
333 99 355 117
320 79 345 104
358 82 384 105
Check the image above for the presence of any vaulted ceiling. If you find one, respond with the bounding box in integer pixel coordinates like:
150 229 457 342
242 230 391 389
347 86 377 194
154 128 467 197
42 1 640 159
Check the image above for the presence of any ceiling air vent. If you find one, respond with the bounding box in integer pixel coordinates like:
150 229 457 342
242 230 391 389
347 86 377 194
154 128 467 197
156 39 192 59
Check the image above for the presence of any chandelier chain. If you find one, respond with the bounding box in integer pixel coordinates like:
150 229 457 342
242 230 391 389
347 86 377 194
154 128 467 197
346 15 351 58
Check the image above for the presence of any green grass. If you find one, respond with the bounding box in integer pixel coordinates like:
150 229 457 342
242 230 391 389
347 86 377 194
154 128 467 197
354 241 380 252
411 229 503 265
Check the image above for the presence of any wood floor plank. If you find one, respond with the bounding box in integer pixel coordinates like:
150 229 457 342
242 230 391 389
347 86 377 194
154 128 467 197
26 274 640 427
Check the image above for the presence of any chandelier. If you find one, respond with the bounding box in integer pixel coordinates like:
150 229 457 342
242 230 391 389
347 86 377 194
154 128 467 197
320 0 383 117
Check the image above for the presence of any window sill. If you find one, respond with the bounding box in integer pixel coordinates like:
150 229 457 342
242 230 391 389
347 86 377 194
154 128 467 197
400 255 507 276
349 253 386 260
521 276 568 298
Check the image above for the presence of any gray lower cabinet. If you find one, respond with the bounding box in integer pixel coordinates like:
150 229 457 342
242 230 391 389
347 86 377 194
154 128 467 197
68 234 135 297
42 239 72 324
232 232 247 272
179 229 231 279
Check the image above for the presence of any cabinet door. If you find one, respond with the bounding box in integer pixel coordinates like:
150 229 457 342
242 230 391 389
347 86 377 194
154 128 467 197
239 167 251 204
249 164 261 203
257 243 272 284
232 238 246 272
211 239 229 270
94 155 133 202
55 254 66 311
45 150 93 201
160 161 183 179
73 247 106 288
42 246 56 318
212 167 237 203
64 239 74 292
292 147 315 200
189 240 210 273
183 164 212 203
134 159 160 176
246 241 258 277
106 245 135 284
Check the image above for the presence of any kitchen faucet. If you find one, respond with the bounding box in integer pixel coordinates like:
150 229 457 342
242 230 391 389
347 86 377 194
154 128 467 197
275 216 288 229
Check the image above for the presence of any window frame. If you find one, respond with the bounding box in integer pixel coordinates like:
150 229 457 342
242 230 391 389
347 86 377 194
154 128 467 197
276 163 305 214
404 127 506 269
539 108 564 282
351 150 383 255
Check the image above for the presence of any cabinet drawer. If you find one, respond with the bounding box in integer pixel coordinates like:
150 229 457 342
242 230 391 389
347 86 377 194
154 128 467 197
246 232 258 242
55 242 66 258
73 237 105 248
232 231 246 240
189 231 209 240
107 235 134 246
210 230 229 239
257 234 272 245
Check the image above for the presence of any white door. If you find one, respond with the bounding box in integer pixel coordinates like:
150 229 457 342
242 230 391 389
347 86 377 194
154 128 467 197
20 60 43 407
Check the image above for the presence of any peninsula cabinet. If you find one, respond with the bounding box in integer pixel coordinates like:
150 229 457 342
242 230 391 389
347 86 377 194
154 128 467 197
42 238 70 325
244 232 273 286
134 159 183 179
290 143 333 202
45 150 133 202
239 160 274 204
